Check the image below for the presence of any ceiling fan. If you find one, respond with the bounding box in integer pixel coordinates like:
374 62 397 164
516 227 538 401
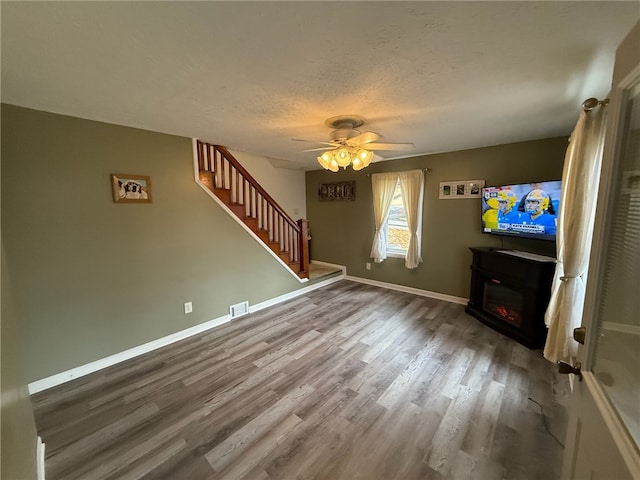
293 115 414 171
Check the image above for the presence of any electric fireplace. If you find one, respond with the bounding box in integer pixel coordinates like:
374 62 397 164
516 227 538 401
482 280 524 327
465 247 556 348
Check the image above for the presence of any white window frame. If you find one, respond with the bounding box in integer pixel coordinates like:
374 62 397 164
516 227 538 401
384 179 410 258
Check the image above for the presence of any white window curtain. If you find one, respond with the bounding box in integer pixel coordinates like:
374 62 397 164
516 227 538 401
398 170 425 269
543 101 608 363
370 172 399 263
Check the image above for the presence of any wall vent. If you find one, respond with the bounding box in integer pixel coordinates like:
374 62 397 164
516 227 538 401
230 301 249 319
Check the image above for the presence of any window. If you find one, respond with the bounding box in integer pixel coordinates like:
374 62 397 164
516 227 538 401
385 180 410 256
370 169 424 268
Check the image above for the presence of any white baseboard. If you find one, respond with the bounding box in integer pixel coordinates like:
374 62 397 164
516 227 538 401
37 436 45 480
28 269 469 395
28 273 345 395
250 274 344 313
28 315 231 395
345 275 468 305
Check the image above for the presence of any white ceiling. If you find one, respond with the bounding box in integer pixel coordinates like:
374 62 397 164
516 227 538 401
2 2 638 170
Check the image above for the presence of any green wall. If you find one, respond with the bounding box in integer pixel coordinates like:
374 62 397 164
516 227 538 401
306 137 567 298
1 242 38 479
1 104 306 383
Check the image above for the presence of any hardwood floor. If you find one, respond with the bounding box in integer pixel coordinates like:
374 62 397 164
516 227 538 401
32 280 569 479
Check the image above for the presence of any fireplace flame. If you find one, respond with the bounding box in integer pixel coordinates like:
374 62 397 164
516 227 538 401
487 303 521 326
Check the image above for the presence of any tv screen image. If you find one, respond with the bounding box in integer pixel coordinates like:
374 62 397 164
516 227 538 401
481 180 562 241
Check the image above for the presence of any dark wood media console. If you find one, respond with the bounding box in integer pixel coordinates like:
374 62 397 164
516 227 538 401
465 247 556 349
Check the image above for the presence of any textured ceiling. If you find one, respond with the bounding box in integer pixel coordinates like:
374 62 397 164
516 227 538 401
2 2 639 170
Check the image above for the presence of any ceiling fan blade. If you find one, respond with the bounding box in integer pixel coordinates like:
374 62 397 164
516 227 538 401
292 138 335 146
365 142 415 151
301 146 333 153
346 131 381 146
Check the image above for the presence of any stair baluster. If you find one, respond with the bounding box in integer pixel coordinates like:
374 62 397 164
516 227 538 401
196 141 309 279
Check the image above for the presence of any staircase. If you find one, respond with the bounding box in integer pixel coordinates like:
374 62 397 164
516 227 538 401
196 141 309 279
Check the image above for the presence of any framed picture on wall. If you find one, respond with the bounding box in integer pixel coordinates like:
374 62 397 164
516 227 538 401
111 174 152 203
468 181 482 196
439 179 484 199
319 181 355 201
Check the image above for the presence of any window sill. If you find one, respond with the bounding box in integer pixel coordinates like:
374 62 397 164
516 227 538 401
386 251 406 259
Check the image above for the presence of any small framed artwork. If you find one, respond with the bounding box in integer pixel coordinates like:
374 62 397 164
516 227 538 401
439 180 484 199
111 174 152 203
463 180 483 197
319 181 355 201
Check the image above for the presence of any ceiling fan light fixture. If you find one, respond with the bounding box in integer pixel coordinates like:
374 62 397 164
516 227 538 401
296 115 414 171
335 147 352 168
317 146 374 171
317 151 332 169
357 149 374 167
352 157 365 171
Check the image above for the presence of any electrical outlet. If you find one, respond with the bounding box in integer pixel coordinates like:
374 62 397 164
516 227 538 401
184 301 193 314
366 263 371 270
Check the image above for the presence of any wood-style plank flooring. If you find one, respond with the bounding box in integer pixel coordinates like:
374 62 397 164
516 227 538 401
32 280 569 480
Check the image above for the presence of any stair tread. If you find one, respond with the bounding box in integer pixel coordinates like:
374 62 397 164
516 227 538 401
199 149 309 279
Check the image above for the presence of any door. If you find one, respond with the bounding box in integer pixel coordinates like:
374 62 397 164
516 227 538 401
561 22 640 480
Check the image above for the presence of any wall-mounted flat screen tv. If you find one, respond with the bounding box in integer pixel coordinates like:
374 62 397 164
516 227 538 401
481 180 562 241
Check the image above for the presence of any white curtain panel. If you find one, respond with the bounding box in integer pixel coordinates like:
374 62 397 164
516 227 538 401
544 103 608 363
399 170 425 269
370 172 399 263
